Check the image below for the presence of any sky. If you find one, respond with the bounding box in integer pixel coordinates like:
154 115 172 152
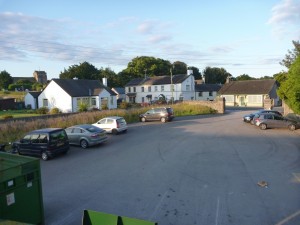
0 0 299 80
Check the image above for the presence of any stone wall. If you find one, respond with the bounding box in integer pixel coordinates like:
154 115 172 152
185 97 225 114
282 100 294 115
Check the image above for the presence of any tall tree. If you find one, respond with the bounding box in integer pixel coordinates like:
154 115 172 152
122 56 171 78
280 40 300 69
189 66 202 80
59 61 99 79
277 55 300 114
172 61 187 74
202 67 231 84
0 70 13 89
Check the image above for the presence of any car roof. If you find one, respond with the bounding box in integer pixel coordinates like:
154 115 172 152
68 124 96 129
30 128 64 133
101 116 124 119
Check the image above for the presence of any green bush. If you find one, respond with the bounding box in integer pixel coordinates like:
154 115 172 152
50 107 61 114
36 107 49 114
2 114 13 119
78 103 88 112
119 102 130 109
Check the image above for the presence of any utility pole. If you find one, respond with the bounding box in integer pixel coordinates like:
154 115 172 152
170 67 174 104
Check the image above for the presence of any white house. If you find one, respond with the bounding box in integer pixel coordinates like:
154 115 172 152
195 83 221 101
24 91 41 109
125 71 195 104
111 87 126 104
38 78 117 112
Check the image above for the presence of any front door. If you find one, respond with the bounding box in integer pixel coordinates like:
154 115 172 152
240 96 245 106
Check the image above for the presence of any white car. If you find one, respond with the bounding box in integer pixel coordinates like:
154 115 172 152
93 116 128 134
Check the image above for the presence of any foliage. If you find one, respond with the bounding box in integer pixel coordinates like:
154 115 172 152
274 72 288 86
78 102 88 112
235 74 255 81
32 82 44 91
280 40 300 69
36 107 49 114
189 66 202 80
2 115 13 119
172 61 188 74
50 107 61 114
59 61 100 79
277 56 300 114
0 70 13 89
202 67 231 84
8 83 32 91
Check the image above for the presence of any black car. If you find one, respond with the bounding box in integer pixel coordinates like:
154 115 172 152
13 128 70 161
243 109 282 124
139 107 174 123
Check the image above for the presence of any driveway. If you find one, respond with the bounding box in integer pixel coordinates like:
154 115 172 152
41 110 300 225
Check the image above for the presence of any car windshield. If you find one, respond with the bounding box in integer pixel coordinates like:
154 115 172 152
86 126 102 133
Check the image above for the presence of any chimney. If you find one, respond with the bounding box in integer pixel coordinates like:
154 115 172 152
102 77 107 86
226 76 231 83
202 75 205 84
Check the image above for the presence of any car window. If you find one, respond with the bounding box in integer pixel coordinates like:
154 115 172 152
86 126 101 133
31 134 40 144
154 108 162 113
65 128 73 133
274 115 283 120
73 128 81 133
99 119 106 124
117 118 126 123
147 109 154 114
50 130 68 142
264 114 273 119
107 119 114 124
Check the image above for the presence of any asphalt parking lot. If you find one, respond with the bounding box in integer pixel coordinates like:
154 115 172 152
40 109 300 225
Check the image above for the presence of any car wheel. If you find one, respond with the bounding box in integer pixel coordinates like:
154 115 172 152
250 120 254 125
112 129 119 135
160 117 166 123
141 117 146 122
80 140 88 149
259 123 267 130
288 124 296 131
41 151 49 161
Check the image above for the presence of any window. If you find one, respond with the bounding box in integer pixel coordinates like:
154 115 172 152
186 85 190 91
161 86 164 91
142 97 144 103
128 87 131 92
43 99 48 107
133 87 136 92
198 92 203 97
209 91 213 96
155 86 158 92
141 87 144 92
148 86 151 92
91 98 96 106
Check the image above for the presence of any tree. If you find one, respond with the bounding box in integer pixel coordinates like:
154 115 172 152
202 67 231 84
121 56 171 78
277 55 300 114
59 61 99 79
189 66 202 80
280 40 300 69
172 61 187 74
235 74 255 81
0 70 13 89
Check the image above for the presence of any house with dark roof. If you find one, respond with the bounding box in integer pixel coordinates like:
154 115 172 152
111 87 126 103
125 71 195 103
218 79 280 107
195 83 221 101
38 79 117 112
24 91 41 109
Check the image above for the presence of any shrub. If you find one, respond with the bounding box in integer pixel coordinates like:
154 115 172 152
2 115 13 119
36 107 49 114
119 102 130 109
50 107 61 114
78 103 88 112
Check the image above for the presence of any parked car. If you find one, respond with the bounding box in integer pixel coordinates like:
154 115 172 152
139 107 174 123
65 124 108 148
243 109 282 124
92 116 127 134
12 128 70 161
254 113 298 131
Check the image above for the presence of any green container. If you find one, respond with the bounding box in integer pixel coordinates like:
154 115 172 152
82 210 158 225
0 153 44 225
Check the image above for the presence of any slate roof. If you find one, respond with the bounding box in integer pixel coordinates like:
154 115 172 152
28 91 41 98
52 79 116 97
218 80 277 95
195 84 222 92
112 87 125 95
125 74 190 87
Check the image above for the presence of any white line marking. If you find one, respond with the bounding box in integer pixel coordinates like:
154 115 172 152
292 173 300 183
275 210 300 225
149 190 168 220
215 197 220 225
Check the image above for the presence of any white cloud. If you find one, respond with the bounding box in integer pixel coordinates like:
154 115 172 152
267 0 300 38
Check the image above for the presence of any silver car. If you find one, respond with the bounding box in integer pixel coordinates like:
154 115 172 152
254 113 298 131
65 124 108 148
92 116 128 135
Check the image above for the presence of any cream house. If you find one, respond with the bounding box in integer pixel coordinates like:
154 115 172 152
125 72 195 104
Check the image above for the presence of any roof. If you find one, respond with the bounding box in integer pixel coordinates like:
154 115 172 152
125 74 191 87
195 84 222 92
28 91 41 98
218 80 277 95
51 79 116 97
112 87 125 95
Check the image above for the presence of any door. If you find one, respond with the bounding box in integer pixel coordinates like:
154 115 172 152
240 96 245 106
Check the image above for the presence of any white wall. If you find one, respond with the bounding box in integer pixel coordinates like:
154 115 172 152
24 93 37 109
38 81 73 112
